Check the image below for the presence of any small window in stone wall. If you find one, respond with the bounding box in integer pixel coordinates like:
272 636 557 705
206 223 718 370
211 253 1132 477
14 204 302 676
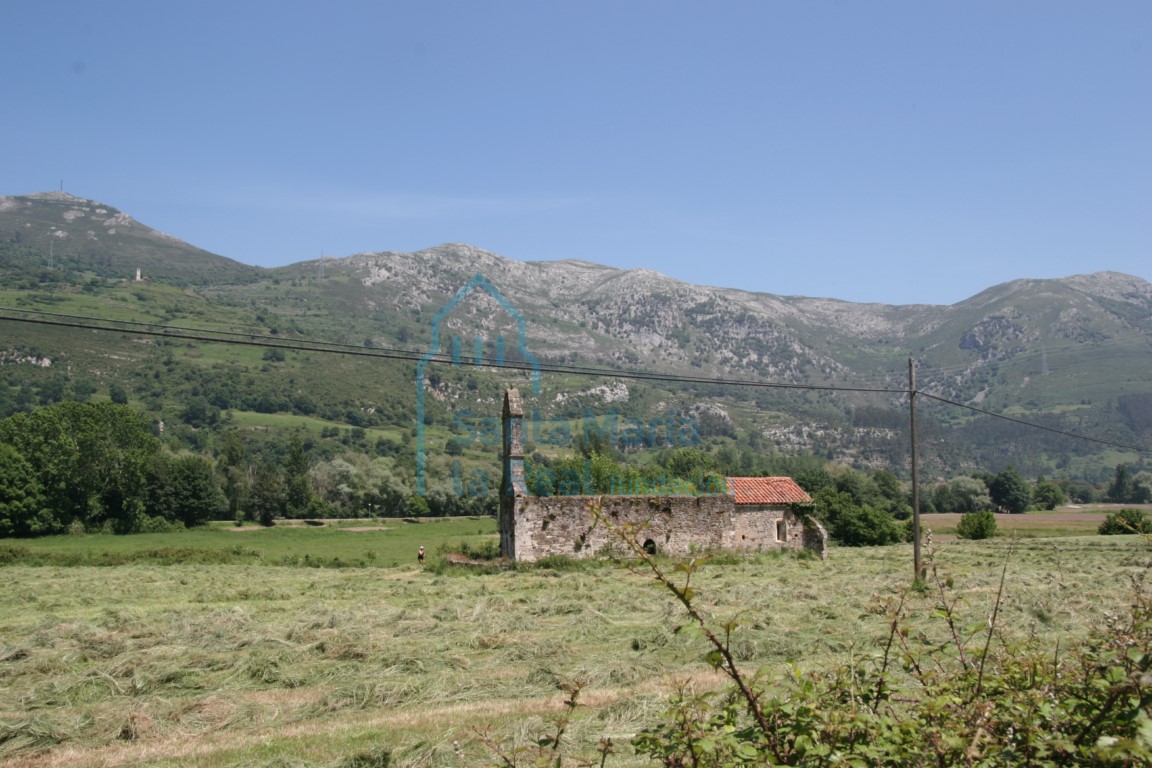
776 519 787 542
643 539 657 555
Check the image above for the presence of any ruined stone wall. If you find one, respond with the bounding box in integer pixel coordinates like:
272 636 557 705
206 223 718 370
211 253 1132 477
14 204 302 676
498 387 828 562
507 493 822 561
729 505 788 548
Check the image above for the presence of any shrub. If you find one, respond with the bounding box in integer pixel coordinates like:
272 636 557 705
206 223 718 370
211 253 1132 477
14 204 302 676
0 544 33 565
530 554 607 572
815 488 903 546
1099 508 1152 535
451 539 501 561
956 509 997 540
830 504 903 546
137 515 184 534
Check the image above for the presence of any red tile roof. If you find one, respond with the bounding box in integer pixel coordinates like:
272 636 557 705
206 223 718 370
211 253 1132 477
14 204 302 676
726 476 812 505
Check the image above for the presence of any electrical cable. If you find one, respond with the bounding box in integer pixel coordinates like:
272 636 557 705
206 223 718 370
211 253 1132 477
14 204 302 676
1 307 1148 455
0 308 904 394
918 391 1148 453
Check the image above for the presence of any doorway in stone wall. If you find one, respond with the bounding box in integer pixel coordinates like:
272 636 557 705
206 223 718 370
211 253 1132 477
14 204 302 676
642 539 657 555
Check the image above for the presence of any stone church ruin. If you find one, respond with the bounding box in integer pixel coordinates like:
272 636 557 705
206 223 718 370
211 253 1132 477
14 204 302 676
498 389 828 561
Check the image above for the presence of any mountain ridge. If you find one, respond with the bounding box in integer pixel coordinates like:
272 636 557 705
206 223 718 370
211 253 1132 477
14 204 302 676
2 192 1150 482
5 191 1150 309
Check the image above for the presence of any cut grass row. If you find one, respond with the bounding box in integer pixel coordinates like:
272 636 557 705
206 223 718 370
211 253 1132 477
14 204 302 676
0 523 1148 767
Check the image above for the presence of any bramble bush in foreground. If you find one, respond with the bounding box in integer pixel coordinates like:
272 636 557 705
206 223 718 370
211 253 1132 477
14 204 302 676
480 507 1152 767
629 540 1151 767
633 558 1151 766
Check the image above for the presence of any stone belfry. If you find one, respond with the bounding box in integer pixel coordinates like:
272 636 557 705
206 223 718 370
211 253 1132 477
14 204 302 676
499 388 528 557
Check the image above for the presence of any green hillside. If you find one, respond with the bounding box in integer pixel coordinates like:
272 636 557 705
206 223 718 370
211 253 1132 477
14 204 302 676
0 193 262 285
2 193 1151 493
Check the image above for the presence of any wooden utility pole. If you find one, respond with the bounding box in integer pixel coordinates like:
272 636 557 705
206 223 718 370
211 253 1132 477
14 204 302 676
909 358 923 581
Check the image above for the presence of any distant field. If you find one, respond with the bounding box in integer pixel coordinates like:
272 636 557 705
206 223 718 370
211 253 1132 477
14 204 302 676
9 507 1137 568
924 503 1152 539
10 517 496 569
224 411 406 442
1 517 1149 767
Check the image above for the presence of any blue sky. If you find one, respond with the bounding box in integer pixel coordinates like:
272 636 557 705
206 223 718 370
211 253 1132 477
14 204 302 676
3 1 1148 305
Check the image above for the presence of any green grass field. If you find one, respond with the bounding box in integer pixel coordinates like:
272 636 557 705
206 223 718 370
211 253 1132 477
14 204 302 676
8 517 496 569
1 515 1149 767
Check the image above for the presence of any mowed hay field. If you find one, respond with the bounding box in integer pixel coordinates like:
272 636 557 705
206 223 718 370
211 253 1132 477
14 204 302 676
923 504 1152 539
1 513 1149 767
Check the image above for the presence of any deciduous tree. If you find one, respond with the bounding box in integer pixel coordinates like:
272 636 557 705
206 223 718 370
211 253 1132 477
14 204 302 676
1107 463 1136 503
147 453 226 527
247 464 284 526
814 487 902 546
283 433 312 517
0 402 159 534
0 443 50 536
1032 480 1067 511
989 465 1031 514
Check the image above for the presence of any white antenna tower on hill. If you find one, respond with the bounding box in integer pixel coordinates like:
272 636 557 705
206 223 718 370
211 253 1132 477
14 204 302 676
318 250 326 279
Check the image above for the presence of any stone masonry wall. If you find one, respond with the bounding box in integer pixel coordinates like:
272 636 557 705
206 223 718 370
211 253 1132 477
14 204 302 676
499 388 828 561
507 493 817 561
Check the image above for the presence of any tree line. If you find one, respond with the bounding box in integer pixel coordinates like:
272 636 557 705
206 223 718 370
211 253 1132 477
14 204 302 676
0 401 495 537
3 400 1149 539
0 401 223 536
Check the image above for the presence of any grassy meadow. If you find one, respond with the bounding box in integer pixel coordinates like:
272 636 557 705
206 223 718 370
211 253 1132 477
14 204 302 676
1 511 1149 767
6 518 494 569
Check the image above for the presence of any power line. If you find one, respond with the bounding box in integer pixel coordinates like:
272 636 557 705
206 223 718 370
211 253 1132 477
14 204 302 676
912 340 1152 380
0 305 418 355
1 307 1148 455
918 391 1148 453
0 307 904 394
